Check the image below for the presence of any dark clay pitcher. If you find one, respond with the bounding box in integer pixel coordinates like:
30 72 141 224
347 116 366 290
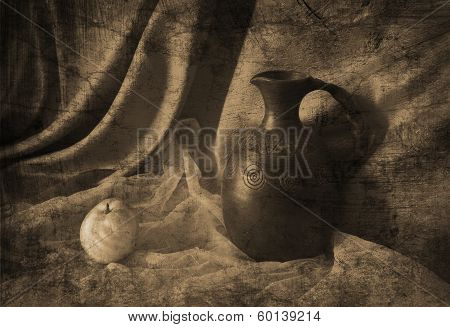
222 70 365 262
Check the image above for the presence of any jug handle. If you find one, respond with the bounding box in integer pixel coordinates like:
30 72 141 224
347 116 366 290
308 77 368 159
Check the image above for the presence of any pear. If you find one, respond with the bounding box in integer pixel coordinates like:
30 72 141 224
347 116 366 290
80 198 138 264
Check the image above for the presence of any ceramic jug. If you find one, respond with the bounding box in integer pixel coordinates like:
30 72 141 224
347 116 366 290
222 70 364 261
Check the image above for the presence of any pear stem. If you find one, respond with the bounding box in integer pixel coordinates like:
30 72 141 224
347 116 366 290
104 203 111 214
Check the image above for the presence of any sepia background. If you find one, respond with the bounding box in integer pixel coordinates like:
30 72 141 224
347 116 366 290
1 0 449 306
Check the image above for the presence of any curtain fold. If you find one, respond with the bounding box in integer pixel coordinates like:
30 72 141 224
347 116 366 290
1 0 215 201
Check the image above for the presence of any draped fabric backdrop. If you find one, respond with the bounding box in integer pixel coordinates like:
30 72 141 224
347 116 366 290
1 0 449 305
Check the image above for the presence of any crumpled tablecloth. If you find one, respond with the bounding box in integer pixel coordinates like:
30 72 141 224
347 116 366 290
2 151 449 306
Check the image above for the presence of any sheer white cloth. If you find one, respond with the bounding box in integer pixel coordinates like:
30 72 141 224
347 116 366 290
3 143 448 306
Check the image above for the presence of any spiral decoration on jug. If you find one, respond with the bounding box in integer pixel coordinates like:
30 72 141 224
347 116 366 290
243 164 266 190
279 174 300 193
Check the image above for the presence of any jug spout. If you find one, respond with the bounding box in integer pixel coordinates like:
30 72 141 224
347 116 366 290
250 70 314 126
250 70 310 85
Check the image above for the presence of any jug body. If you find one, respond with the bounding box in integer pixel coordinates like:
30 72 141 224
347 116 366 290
222 71 339 261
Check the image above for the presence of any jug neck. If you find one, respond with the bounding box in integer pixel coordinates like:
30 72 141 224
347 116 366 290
251 71 314 129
